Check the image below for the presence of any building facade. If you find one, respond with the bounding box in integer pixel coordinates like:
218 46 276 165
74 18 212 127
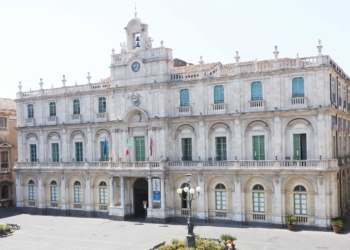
14 16 350 228
0 98 17 207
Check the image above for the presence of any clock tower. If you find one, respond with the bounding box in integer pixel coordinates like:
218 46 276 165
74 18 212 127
110 15 174 87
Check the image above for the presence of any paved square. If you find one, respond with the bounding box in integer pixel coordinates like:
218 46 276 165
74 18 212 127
0 214 349 249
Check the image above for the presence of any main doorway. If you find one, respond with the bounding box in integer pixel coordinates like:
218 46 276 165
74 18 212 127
133 178 148 218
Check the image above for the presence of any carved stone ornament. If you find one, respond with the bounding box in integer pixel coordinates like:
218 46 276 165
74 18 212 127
129 91 140 106
274 174 280 184
319 174 324 185
235 173 240 183
134 113 141 122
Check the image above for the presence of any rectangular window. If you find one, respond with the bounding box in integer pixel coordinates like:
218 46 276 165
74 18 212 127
30 144 37 162
52 143 59 162
100 141 109 161
135 137 145 161
0 117 7 131
29 186 35 200
214 85 224 104
294 194 307 215
253 192 265 212
182 138 192 161
293 134 307 160
49 102 56 116
51 186 58 201
180 89 190 106
252 136 265 160
215 191 226 210
1 151 9 168
74 187 82 203
75 142 83 162
99 188 108 204
216 137 227 161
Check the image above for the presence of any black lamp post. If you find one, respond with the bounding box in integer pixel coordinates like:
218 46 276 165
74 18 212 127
177 173 201 248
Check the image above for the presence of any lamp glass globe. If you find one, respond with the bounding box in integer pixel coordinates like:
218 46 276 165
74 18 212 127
184 187 189 193
190 188 195 194
177 188 183 194
196 187 201 192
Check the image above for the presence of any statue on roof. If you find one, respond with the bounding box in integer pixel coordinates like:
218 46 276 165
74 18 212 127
120 42 127 53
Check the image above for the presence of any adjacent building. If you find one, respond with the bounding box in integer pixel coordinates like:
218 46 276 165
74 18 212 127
13 15 350 228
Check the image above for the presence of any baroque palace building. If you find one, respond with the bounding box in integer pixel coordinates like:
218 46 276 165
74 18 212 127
14 15 350 228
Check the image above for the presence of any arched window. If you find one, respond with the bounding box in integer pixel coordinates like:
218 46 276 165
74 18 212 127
73 100 80 115
98 97 106 113
28 180 35 201
292 77 304 98
99 181 108 204
74 181 82 203
251 81 262 101
293 185 307 215
215 183 226 210
214 85 224 104
49 102 56 116
50 180 58 202
1 185 9 199
28 104 34 118
252 184 265 213
180 89 189 106
180 183 189 208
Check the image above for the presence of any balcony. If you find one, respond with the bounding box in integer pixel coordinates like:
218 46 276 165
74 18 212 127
291 97 307 108
25 118 35 126
212 103 226 113
96 112 108 122
70 114 81 123
249 100 265 110
47 116 57 125
177 106 191 115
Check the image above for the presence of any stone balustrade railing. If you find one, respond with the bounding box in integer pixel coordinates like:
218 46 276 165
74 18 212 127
14 159 338 170
0 168 10 173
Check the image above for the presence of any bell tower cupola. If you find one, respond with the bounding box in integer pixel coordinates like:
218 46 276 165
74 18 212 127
125 12 149 51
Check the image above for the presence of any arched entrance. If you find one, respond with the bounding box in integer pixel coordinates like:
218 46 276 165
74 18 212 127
133 178 148 218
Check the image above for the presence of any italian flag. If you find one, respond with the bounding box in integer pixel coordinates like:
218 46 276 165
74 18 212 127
126 138 130 156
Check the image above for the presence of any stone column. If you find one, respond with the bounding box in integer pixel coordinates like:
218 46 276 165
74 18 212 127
15 173 23 207
148 177 153 208
272 174 282 226
37 175 44 214
109 177 115 207
60 174 67 214
120 176 125 207
84 174 92 217
161 177 165 209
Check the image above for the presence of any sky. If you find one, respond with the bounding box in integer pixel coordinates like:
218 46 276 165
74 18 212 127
1 0 349 99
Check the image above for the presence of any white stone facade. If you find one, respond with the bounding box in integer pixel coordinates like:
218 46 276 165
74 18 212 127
14 16 350 227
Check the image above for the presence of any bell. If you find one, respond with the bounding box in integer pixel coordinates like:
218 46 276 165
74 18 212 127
135 42 140 48
135 36 140 42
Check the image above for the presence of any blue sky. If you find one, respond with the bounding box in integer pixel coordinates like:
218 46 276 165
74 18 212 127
1 0 349 99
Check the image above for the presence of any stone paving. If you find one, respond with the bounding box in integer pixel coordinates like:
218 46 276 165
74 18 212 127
0 212 349 250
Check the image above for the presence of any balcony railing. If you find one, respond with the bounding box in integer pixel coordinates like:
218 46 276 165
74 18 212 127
291 97 307 106
14 159 338 171
25 118 35 126
96 112 108 122
178 106 191 115
212 103 226 111
249 100 265 109
47 116 57 125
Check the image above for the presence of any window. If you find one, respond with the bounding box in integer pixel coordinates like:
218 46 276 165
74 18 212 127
293 134 307 160
216 137 227 161
28 104 34 118
215 183 226 210
253 136 265 160
253 184 265 213
294 185 307 215
0 117 7 131
52 143 59 162
135 137 145 161
98 97 106 113
292 77 304 98
75 142 83 162
74 181 82 203
180 183 189 208
50 180 58 202
99 181 108 204
182 138 192 161
49 102 56 116
180 89 189 106
28 180 35 200
30 144 37 162
214 85 224 104
100 141 109 161
1 185 9 199
73 99 80 115
251 81 262 100
1 151 9 168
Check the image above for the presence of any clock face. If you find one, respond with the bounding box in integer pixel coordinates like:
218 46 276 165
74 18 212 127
132 62 140 72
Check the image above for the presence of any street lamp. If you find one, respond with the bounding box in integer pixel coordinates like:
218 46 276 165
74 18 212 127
176 173 201 248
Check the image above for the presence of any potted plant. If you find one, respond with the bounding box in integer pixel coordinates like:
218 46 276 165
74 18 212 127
220 234 237 249
285 215 296 230
331 219 343 234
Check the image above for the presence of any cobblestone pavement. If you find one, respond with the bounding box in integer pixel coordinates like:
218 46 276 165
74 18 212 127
0 213 349 250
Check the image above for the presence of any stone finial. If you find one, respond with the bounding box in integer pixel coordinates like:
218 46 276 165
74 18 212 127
87 72 91 84
51 85 54 89
296 53 299 58
18 81 22 92
317 39 323 55
273 45 279 60
199 55 204 65
160 40 164 47
234 51 240 63
134 3 137 18
112 48 115 55
39 78 44 89
62 75 66 87
75 81 77 86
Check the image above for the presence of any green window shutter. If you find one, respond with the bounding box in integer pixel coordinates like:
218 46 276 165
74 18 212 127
75 142 83 162
293 134 301 160
292 77 304 98
180 89 189 106
99 97 106 113
28 104 34 118
251 81 262 101
73 100 80 115
49 102 56 116
100 141 109 161
52 143 59 162
30 144 37 162
214 85 224 104
253 136 265 160
182 138 192 161
216 137 227 161
135 137 145 161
